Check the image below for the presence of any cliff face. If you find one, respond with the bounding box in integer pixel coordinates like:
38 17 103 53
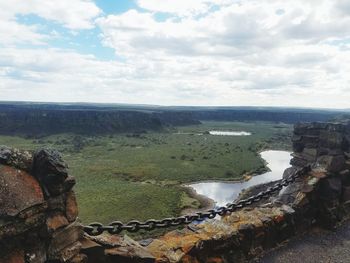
0 104 203 137
0 121 350 263
191 109 340 123
0 103 345 137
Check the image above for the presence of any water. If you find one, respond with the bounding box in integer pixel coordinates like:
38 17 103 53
188 150 291 207
209 131 251 136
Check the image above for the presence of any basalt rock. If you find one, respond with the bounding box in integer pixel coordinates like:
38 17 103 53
0 165 44 218
0 147 85 263
32 149 68 196
0 146 33 172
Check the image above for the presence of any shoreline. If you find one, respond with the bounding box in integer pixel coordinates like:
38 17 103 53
179 149 290 214
180 185 216 215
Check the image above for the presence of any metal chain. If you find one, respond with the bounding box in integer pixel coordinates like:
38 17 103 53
84 165 311 236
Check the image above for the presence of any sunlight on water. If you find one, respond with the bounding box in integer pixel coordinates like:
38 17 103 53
188 150 291 207
209 131 251 136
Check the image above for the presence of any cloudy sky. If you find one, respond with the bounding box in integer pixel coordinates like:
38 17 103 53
0 0 349 108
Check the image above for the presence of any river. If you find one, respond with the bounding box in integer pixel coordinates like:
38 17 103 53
188 150 292 207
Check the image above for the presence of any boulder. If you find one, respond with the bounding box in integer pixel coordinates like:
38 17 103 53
32 149 68 196
319 131 344 149
48 221 83 260
0 165 44 218
46 213 69 233
0 146 33 172
316 155 346 173
66 191 79 223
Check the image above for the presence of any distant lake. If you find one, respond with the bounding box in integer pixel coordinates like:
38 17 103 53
188 150 291 207
209 131 251 136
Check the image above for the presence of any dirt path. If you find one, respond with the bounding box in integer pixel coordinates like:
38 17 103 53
254 220 350 263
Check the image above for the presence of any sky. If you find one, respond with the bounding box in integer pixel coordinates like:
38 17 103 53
0 0 350 108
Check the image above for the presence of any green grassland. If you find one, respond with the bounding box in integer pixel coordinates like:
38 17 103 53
0 121 292 227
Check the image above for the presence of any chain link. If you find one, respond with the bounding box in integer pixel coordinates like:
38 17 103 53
84 165 311 236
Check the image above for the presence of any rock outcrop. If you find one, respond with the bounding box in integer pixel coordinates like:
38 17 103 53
0 148 85 263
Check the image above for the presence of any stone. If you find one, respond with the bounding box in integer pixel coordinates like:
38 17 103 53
1 249 25 263
290 156 309 167
0 213 46 240
102 235 156 262
0 146 33 172
342 186 350 202
32 149 68 196
46 213 69 233
280 205 295 215
309 168 327 178
105 246 156 263
66 191 79 222
0 146 12 164
319 130 344 149
292 142 304 153
297 135 320 148
0 165 44 217
80 237 104 262
293 192 309 207
300 148 318 161
318 147 344 156
60 242 82 262
344 151 350 159
47 194 66 212
63 175 76 192
48 221 83 260
294 123 323 136
317 155 346 173
87 233 123 248
291 135 302 142
301 184 314 193
139 239 154 247
340 169 350 185
319 177 342 200
25 241 47 263
283 167 298 180
69 253 88 263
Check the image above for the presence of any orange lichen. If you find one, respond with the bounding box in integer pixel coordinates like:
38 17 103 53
273 214 284 223
206 257 224 263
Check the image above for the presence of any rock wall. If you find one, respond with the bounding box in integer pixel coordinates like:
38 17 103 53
1 121 350 263
0 147 85 263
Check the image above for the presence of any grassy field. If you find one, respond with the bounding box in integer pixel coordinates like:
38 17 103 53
0 121 292 228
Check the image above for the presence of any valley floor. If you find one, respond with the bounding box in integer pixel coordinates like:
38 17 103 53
0 121 292 238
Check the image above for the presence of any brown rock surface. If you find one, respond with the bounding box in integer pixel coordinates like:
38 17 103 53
66 191 79 222
48 221 83 260
0 249 25 263
0 165 44 217
46 213 69 232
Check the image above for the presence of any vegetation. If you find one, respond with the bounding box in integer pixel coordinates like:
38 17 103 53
0 121 293 228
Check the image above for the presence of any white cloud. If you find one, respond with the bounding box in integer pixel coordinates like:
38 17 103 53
0 0 101 45
0 0 101 29
136 0 232 17
1 0 350 108
92 0 350 108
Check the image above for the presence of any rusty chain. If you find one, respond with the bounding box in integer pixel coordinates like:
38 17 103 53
84 165 311 236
